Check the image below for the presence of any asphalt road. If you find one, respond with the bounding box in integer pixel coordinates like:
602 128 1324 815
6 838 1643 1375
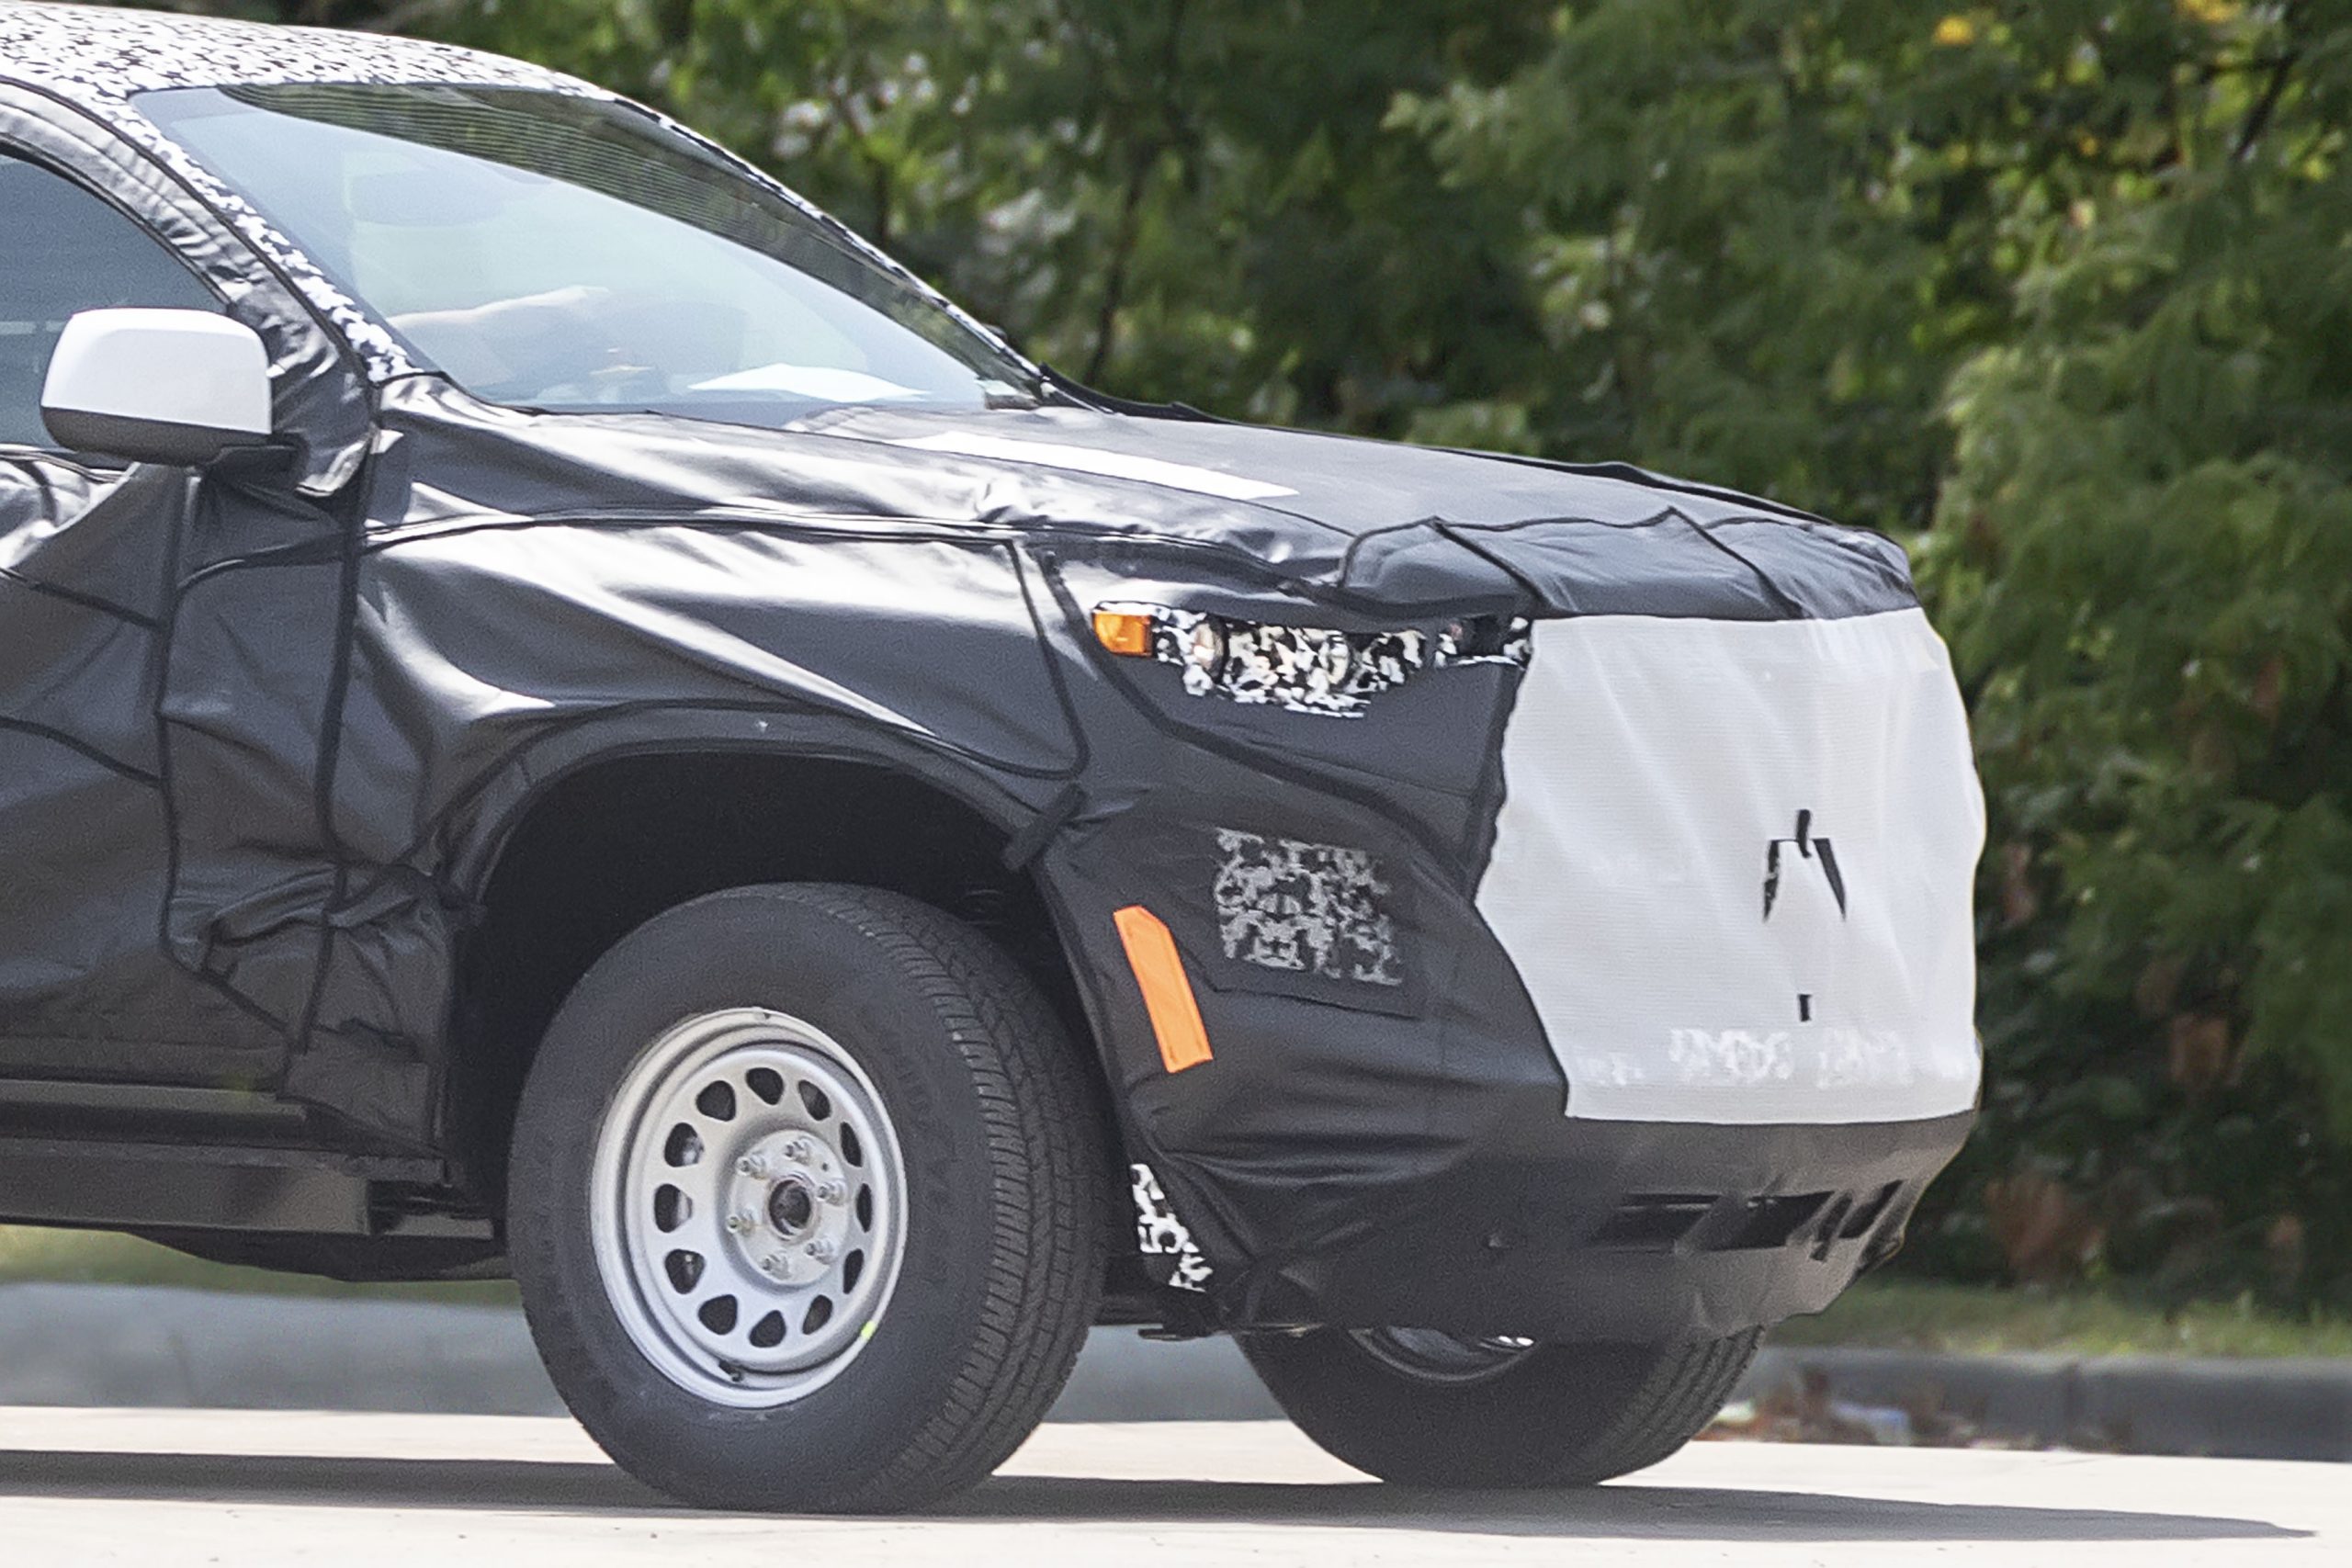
0 1406 2337 1564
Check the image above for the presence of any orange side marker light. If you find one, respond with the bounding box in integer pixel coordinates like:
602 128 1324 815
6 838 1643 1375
1113 904 1214 1074
1092 609 1154 657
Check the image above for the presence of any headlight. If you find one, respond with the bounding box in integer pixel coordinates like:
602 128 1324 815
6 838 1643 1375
1181 615 1227 684
1091 602 1529 717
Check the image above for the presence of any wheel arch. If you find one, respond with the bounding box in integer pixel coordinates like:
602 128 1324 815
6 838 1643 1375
439 740 1103 1203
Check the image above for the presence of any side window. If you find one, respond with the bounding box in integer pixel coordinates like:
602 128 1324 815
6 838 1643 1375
0 152 220 450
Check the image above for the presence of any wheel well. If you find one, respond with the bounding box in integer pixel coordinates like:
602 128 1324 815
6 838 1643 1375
446 752 1091 1203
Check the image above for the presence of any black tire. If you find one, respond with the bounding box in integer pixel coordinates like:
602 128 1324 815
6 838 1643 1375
1242 1326 1760 1488
507 883 1110 1512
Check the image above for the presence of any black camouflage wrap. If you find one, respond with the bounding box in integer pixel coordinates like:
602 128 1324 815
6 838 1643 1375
0 3 1970 1340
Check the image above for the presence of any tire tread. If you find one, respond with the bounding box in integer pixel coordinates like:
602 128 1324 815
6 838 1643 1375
1244 1325 1761 1489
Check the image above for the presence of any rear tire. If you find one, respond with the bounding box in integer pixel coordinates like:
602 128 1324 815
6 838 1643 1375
1243 1325 1759 1488
507 883 1109 1512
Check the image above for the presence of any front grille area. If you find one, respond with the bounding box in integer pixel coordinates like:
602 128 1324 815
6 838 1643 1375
1591 1194 1714 1248
1595 1179 1906 1256
1719 1192 1836 1250
1476 611 1985 1126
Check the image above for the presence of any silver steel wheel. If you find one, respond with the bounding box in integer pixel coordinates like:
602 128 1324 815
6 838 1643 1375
1349 1326 1538 1387
590 1007 908 1406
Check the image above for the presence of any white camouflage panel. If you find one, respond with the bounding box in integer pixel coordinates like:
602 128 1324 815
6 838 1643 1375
1129 1162 1211 1292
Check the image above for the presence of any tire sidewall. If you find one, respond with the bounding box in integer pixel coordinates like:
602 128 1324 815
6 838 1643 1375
509 887 1009 1504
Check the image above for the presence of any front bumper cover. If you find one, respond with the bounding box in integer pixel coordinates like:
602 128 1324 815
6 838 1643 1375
1229 1109 1971 1344
1048 784 1973 1345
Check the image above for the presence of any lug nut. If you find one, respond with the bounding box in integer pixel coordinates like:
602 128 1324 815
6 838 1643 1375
815 1180 845 1204
804 1238 837 1262
725 1210 758 1235
736 1155 769 1178
782 1137 813 1163
758 1254 786 1275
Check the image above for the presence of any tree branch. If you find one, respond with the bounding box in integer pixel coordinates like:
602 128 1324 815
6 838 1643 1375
1085 149 1153 384
1083 0 1189 384
2234 10 2302 162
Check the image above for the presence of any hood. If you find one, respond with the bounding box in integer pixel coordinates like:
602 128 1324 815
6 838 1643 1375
368 379 1920 623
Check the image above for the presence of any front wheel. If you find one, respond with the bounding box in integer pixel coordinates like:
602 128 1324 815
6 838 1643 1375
1242 1325 1759 1488
507 883 1110 1512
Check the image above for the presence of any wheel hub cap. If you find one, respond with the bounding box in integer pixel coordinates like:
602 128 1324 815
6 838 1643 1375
766 1176 816 1236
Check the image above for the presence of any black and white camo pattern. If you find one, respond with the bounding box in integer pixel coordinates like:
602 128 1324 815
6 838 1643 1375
1129 1162 1211 1292
1098 600 1532 717
0 3 1036 383
1213 828 1402 987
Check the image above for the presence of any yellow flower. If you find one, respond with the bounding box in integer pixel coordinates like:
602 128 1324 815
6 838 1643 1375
2178 0 2243 24
1933 14 1977 48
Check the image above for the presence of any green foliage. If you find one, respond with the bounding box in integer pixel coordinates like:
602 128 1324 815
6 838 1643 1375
1913 2 2352 1302
1770 1275 2352 1359
101 0 2352 1301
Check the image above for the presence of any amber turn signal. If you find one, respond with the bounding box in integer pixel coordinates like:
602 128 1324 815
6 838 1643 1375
1092 608 1154 657
1112 904 1214 1074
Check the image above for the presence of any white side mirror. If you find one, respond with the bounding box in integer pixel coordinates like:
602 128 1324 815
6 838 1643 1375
41 307 272 466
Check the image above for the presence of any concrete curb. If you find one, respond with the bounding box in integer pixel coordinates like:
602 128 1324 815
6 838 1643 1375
0 1283 1282 1423
1741 1344 2352 1461
1 1284 2344 1460
0 1285 560 1416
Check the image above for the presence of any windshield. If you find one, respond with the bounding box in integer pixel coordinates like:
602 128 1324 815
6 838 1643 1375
135 84 1037 423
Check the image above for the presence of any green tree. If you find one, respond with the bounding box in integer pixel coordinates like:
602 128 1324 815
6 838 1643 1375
1925 2 2352 1295
1394 1 1982 524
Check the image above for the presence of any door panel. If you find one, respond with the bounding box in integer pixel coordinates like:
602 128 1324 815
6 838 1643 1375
0 151 283 1074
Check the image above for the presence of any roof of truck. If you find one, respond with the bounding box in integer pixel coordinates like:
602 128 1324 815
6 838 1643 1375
0 2 582 104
